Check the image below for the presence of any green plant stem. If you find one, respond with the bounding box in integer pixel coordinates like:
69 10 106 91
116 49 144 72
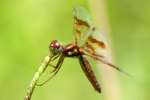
24 55 51 100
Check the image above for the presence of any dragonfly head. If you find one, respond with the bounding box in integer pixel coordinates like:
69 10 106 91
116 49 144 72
49 40 63 55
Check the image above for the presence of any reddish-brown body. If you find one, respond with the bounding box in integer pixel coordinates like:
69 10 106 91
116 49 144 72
63 43 101 93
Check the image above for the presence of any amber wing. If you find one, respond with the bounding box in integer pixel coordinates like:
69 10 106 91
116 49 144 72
73 7 106 52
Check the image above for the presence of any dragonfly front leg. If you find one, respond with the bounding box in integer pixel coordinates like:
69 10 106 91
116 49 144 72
48 63 61 73
49 62 62 73
36 55 64 86
48 63 55 68
48 54 62 72
49 64 60 73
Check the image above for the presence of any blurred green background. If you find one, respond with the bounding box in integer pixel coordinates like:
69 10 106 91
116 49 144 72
0 0 150 100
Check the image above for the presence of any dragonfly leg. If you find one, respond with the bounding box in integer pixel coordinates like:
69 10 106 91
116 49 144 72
49 63 61 73
48 63 55 68
36 55 64 86
48 55 62 73
51 54 60 61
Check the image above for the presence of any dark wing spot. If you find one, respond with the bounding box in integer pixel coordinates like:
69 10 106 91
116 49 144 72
84 42 95 54
88 36 106 48
75 29 81 35
74 16 90 28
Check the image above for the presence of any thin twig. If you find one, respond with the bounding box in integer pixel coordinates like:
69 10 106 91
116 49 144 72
24 56 51 100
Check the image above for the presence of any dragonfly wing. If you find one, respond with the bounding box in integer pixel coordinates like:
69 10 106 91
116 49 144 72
79 55 101 93
73 6 93 46
82 29 107 56
73 6 107 50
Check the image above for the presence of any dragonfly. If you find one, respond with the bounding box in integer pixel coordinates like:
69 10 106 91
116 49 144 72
24 6 130 100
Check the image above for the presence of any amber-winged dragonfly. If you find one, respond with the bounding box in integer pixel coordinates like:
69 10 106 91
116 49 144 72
24 6 130 100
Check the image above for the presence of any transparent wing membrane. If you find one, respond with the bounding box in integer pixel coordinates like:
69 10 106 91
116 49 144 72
73 6 92 46
73 7 131 77
73 6 106 50
83 51 132 77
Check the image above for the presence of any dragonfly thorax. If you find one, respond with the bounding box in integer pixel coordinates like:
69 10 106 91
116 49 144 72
49 40 63 55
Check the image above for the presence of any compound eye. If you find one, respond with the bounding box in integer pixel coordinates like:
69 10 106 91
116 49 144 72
53 42 60 49
50 40 60 49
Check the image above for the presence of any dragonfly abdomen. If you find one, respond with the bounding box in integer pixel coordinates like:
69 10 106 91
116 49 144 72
79 55 101 93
